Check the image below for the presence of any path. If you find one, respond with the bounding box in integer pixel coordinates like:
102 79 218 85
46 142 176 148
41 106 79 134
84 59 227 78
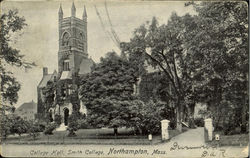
168 127 205 146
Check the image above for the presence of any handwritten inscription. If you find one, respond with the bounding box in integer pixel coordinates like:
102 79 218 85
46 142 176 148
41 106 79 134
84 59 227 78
170 142 218 151
201 149 226 157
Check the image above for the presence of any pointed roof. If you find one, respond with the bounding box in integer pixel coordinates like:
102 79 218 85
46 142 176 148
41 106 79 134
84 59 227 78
83 5 87 17
59 4 63 14
78 57 94 75
71 2 76 17
16 101 37 112
38 70 57 88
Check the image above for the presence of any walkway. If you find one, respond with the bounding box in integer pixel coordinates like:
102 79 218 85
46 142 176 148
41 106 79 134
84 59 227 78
168 127 205 146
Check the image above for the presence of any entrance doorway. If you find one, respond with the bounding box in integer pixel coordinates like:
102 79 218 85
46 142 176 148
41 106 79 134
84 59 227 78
64 108 69 126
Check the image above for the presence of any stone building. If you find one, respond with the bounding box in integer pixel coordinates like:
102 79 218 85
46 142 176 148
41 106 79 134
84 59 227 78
37 3 94 127
15 100 37 121
37 68 57 119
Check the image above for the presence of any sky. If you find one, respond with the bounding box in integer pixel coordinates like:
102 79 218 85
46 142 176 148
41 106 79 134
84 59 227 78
1 0 195 108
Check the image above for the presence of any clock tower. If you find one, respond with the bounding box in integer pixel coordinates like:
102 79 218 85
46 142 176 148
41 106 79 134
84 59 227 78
58 2 88 75
37 3 93 125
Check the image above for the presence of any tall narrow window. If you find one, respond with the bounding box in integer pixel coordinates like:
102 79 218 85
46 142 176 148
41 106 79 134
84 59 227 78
63 60 70 71
62 32 70 46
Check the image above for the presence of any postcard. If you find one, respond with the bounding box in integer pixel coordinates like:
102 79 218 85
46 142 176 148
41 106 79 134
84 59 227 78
0 0 248 157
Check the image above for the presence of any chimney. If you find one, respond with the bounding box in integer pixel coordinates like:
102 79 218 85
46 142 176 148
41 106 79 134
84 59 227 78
43 67 48 76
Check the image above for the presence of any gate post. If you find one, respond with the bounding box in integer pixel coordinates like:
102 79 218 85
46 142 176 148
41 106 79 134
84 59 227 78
204 118 213 141
161 120 170 140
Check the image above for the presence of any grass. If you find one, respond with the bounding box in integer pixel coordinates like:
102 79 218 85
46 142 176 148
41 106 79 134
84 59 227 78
2 127 184 145
207 132 249 146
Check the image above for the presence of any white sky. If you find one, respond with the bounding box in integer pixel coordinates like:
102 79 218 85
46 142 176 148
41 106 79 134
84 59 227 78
1 0 195 108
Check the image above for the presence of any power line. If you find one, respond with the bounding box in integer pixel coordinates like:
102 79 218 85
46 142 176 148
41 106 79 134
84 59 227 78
94 5 120 48
104 1 121 46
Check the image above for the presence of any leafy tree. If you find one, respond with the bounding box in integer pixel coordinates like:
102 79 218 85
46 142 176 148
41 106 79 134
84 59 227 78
139 72 170 102
122 15 197 131
186 2 248 133
0 9 35 113
123 2 248 132
79 52 138 135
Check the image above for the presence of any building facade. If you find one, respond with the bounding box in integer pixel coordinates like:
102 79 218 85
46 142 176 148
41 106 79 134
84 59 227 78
15 101 37 121
37 3 93 126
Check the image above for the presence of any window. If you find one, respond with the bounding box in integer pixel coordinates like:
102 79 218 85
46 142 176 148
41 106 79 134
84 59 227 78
63 60 70 71
78 33 85 50
62 32 70 46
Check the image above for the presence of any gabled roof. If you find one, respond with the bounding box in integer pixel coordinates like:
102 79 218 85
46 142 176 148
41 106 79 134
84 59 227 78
38 70 57 88
78 57 94 75
58 58 94 81
16 101 37 112
61 70 72 80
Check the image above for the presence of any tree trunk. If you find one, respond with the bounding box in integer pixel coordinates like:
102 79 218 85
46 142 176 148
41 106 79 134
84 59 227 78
176 105 182 132
187 104 195 128
241 102 247 133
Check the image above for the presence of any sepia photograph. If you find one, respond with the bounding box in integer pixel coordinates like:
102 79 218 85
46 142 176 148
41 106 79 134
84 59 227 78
0 0 249 157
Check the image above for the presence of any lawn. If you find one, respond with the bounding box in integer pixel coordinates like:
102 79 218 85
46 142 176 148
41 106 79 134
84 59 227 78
2 128 183 145
208 132 249 146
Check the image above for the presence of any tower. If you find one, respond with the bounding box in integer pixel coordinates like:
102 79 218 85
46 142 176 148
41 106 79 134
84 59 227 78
58 3 88 75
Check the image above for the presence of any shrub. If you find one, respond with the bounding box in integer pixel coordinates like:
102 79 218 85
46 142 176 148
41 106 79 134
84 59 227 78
67 114 80 137
44 123 57 135
11 116 30 136
0 114 31 139
28 121 41 140
77 119 89 129
54 114 62 126
31 120 47 132
37 123 46 132
194 118 204 127
128 100 171 135
0 114 12 140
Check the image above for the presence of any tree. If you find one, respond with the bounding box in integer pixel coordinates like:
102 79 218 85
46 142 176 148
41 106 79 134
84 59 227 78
79 52 138 135
122 15 199 131
0 9 35 113
186 2 248 133
123 1 248 132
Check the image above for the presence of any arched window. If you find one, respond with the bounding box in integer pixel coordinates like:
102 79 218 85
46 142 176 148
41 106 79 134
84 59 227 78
62 32 70 46
79 33 83 40
78 33 85 51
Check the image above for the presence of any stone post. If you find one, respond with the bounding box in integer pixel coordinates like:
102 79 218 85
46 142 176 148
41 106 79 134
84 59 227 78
161 120 170 140
204 118 213 141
